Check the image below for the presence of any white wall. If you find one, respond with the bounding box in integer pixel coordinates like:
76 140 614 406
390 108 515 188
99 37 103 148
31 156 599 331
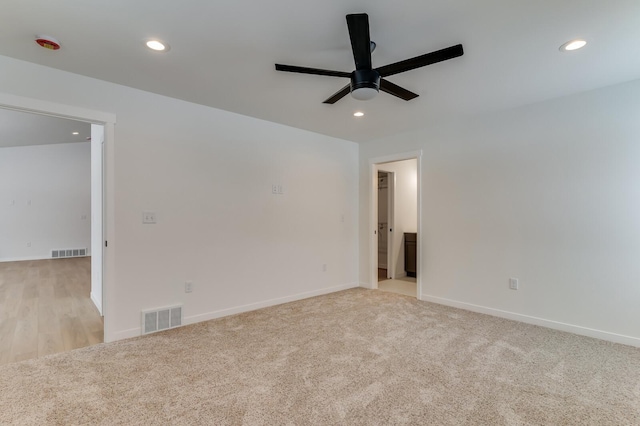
0 142 91 262
0 55 359 341
360 78 640 346
378 159 417 278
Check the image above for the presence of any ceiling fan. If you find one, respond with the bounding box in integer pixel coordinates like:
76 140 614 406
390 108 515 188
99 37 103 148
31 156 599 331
275 13 464 104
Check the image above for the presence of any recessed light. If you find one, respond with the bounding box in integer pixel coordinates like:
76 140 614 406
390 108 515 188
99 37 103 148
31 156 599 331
72 132 79 135
560 39 587 52
146 40 170 52
353 111 364 117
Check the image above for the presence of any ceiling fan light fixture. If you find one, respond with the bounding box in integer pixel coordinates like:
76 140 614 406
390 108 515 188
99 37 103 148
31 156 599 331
560 39 587 51
351 87 378 101
350 69 380 101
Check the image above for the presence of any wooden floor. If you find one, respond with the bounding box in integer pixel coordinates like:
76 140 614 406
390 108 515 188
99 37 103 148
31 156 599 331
0 257 103 365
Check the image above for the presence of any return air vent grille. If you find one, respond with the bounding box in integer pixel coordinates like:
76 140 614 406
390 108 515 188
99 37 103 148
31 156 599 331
51 248 87 259
141 305 183 335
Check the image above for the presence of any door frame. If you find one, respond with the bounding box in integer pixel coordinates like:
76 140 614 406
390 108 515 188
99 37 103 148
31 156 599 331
369 150 422 298
377 170 395 279
0 92 116 342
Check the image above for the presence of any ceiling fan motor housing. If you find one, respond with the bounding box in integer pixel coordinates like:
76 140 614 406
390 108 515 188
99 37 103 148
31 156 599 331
350 69 380 100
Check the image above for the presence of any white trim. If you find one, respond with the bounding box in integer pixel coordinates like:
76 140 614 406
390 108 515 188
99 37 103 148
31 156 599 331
0 255 53 263
90 291 102 315
90 124 105 316
385 171 395 279
111 328 141 341
0 93 116 124
369 164 379 290
416 154 423 300
369 151 424 166
112 282 360 341
421 294 640 348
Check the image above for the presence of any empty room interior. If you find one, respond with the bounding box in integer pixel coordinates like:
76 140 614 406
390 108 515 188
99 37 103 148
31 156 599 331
0 1 639 424
0 110 103 365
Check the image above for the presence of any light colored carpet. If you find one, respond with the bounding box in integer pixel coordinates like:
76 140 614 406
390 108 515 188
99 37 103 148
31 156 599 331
1 288 639 425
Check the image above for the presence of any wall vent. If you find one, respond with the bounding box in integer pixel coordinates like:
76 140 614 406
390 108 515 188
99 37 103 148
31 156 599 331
141 305 183 335
51 248 87 259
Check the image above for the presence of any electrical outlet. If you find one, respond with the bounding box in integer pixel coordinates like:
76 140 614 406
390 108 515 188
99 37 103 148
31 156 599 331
272 184 278 194
142 211 157 224
322 264 327 272
185 281 194 293
509 278 519 290
27 242 31 247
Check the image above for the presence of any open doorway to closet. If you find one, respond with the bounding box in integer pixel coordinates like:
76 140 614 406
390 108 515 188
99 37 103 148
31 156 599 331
372 156 419 298
377 170 393 281
0 108 105 365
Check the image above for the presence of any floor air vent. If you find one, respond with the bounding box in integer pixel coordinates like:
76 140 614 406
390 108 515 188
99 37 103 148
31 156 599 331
142 305 183 335
51 248 88 259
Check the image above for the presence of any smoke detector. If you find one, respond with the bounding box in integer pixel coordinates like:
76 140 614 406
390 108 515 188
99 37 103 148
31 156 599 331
35 35 61 50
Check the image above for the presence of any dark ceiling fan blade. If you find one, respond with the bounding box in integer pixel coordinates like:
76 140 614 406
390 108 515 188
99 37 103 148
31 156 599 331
322 84 351 104
346 14 372 70
275 64 351 78
376 44 464 77
379 79 419 101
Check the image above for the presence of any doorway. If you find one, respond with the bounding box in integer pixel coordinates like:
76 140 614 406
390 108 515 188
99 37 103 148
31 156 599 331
0 105 107 364
377 170 394 282
370 152 421 298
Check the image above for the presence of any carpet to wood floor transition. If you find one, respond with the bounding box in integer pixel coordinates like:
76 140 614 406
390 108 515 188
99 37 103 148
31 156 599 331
1 288 639 425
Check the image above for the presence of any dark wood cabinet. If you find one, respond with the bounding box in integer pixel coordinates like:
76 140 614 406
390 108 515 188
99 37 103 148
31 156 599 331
404 233 417 277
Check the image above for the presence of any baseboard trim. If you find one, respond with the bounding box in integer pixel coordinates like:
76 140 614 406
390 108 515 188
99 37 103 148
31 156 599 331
420 294 640 348
111 328 140 342
111 282 360 342
185 282 359 326
0 255 90 263
90 292 103 316
0 255 49 263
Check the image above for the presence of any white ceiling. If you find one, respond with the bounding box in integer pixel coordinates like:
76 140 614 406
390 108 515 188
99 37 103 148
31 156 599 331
1 0 639 143
0 109 90 148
